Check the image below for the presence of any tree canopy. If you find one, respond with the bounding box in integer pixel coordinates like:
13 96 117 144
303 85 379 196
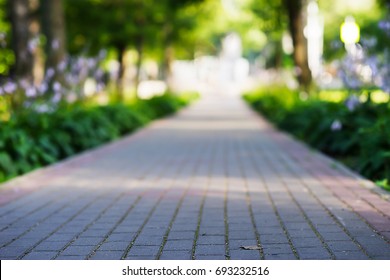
1 0 388 92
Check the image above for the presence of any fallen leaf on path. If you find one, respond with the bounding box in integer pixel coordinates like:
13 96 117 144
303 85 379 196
240 245 262 250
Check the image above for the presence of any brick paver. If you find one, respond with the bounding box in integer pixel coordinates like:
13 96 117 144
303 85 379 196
0 93 389 260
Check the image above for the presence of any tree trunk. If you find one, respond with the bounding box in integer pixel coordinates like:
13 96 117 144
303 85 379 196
274 40 283 69
283 0 312 91
41 0 66 81
161 21 174 90
9 0 33 81
116 44 126 101
134 37 144 100
162 44 174 90
29 0 44 85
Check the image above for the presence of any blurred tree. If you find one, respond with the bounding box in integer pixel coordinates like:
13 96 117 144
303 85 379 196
8 0 33 81
282 0 312 91
318 0 382 62
159 0 205 85
65 0 161 98
251 0 285 68
65 0 206 97
378 0 390 8
0 0 13 77
28 0 43 85
41 0 67 81
250 0 311 89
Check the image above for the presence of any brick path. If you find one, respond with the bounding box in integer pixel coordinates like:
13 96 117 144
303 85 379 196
0 93 389 260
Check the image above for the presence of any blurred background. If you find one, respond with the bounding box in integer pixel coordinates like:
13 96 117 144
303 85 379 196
1 0 390 187
1 0 389 106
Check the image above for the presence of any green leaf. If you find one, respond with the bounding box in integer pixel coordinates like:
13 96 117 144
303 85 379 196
0 152 16 174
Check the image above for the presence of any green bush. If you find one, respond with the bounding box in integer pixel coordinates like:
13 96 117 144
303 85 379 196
136 92 196 118
244 88 390 189
0 92 197 183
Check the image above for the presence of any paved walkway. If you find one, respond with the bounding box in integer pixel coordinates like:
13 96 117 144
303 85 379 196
0 94 389 260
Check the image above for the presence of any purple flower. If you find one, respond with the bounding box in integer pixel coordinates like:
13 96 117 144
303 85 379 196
345 95 360 111
53 82 62 92
51 39 60 50
76 57 86 69
379 20 390 32
52 91 62 103
25 87 37 97
331 120 342 131
46 68 55 79
39 83 48 94
57 60 67 71
66 74 75 84
87 58 97 69
3 81 17 93
66 92 77 103
361 37 377 48
366 57 379 76
28 37 40 53
378 15 390 37
98 49 107 60
96 83 105 92
19 79 30 90
34 104 53 113
95 69 104 80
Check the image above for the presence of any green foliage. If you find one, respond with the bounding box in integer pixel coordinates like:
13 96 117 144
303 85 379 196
138 92 193 118
0 93 196 183
244 87 390 190
318 0 384 62
376 179 390 191
65 0 161 54
65 0 206 59
0 0 14 75
357 114 390 180
251 0 285 36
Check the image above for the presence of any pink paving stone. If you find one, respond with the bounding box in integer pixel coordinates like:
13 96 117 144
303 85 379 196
0 176 59 206
0 120 155 206
360 192 383 201
0 93 389 260
357 211 387 223
372 203 390 215
382 232 390 240
370 222 390 232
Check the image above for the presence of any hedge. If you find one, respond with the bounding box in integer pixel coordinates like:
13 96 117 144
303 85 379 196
243 88 390 191
0 92 197 182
